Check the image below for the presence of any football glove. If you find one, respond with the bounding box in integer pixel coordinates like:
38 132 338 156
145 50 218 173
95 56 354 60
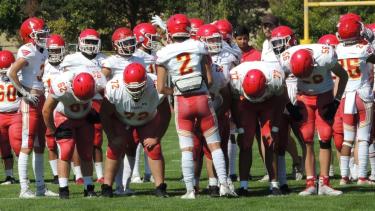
151 15 166 31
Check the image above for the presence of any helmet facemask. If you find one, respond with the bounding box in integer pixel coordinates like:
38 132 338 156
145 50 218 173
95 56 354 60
125 80 147 100
79 38 101 55
203 34 222 54
30 27 50 48
114 37 136 56
47 46 65 64
270 36 292 55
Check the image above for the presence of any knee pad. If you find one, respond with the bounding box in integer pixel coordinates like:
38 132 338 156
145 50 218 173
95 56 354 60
179 135 194 149
144 143 163 160
205 130 221 145
319 140 331 149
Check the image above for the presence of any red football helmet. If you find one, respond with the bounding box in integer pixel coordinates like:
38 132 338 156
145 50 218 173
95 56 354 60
46 34 65 63
112 27 136 56
0 50 15 73
337 19 361 43
196 24 222 53
242 69 266 98
366 23 375 32
79 29 101 55
290 49 314 78
19 17 49 47
72 72 96 102
133 23 159 50
270 25 297 55
317 34 339 47
190 18 205 39
339 13 362 22
123 63 147 100
213 19 233 41
166 14 191 39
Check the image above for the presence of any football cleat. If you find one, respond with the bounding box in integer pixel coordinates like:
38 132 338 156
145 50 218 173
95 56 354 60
75 177 84 185
357 178 375 185
1 176 17 185
219 184 238 198
59 186 69 199
36 185 59 197
181 189 196 199
280 184 291 195
268 187 282 197
229 174 238 182
101 184 113 198
131 176 143 184
96 177 104 184
84 185 98 197
299 186 317 196
155 183 168 198
369 175 375 182
318 185 343 196
339 177 350 185
19 188 36 198
208 185 220 197
143 174 154 183
236 187 249 196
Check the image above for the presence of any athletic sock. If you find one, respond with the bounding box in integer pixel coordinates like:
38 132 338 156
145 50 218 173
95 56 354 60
49 159 58 176
211 149 227 185
181 151 194 191
18 152 29 190
358 141 369 179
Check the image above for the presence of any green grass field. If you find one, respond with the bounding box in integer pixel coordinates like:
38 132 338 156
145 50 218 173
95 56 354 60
0 119 374 211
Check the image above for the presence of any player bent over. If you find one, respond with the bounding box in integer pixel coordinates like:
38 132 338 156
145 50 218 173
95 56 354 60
42 72 106 199
100 63 169 197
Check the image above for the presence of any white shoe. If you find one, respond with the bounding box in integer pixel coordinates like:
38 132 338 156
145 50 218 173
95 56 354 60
19 189 36 198
219 184 238 197
369 175 375 181
339 177 350 185
181 190 195 199
357 178 375 185
36 185 58 197
258 174 269 182
131 176 143 184
318 184 343 196
227 179 236 193
299 186 317 196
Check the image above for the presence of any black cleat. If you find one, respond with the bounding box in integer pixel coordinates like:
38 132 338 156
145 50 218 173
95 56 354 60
208 185 220 197
229 174 238 182
52 175 59 184
155 183 168 197
101 184 113 197
59 186 69 199
84 185 97 197
236 187 249 196
1 176 17 185
280 184 291 195
269 187 282 197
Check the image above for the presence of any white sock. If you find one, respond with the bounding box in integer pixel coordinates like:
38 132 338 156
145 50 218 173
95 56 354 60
228 142 237 175
32 152 45 187
270 181 280 190
277 155 287 186
49 159 58 176
132 144 142 178
358 141 369 179
144 152 151 175
94 162 103 179
208 177 218 186
5 169 13 177
83 176 93 189
211 149 227 185
74 166 83 180
352 164 358 180
340 156 350 178
122 155 135 189
369 143 375 176
18 152 29 190
181 151 194 191
115 161 124 190
58 178 68 188
240 180 248 189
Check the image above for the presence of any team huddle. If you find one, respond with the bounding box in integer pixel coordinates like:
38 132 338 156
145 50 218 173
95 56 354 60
0 12 375 199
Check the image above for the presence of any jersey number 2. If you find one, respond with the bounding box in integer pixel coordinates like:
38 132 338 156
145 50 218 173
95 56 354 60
177 53 193 75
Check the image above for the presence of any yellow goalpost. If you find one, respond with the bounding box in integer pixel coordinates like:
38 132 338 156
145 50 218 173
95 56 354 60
301 0 375 44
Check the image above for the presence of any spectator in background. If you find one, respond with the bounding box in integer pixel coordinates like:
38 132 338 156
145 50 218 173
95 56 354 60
233 26 261 62
260 14 279 62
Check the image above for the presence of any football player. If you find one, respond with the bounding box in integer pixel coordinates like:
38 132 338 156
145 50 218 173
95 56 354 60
335 18 375 185
7 17 57 198
100 63 169 197
0 50 20 185
275 39 348 195
189 18 205 40
60 28 107 184
156 14 237 199
42 71 106 199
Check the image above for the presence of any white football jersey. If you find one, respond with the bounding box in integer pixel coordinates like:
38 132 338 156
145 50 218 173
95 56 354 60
336 42 374 92
60 52 107 99
279 44 336 95
230 61 285 103
156 39 209 95
105 74 163 126
133 49 158 74
0 76 20 112
50 71 106 119
261 40 279 62
42 61 63 97
211 45 238 84
16 43 48 90
101 54 145 79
